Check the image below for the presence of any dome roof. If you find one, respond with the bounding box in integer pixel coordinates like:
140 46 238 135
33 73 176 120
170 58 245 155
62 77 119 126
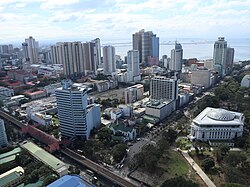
207 108 235 121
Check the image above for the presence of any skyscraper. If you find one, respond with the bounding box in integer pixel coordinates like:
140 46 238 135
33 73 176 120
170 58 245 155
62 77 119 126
213 37 227 77
132 29 159 66
0 119 8 147
82 40 101 75
92 38 101 68
56 80 93 139
51 42 84 78
22 36 39 64
103 46 116 75
225 47 234 75
150 76 178 101
127 50 140 82
170 42 183 72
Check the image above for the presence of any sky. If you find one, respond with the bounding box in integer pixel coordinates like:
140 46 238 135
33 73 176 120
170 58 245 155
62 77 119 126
0 0 250 44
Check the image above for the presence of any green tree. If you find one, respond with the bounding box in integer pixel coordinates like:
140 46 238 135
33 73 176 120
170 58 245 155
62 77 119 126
219 144 230 156
201 157 215 172
42 175 58 186
161 176 199 187
112 144 127 163
224 152 247 167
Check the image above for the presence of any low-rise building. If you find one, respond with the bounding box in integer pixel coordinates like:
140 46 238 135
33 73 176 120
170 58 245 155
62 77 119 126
109 123 136 140
145 100 175 120
24 90 47 100
0 166 24 187
48 175 95 187
190 107 244 143
21 142 68 177
44 82 62 96
0 87 14 97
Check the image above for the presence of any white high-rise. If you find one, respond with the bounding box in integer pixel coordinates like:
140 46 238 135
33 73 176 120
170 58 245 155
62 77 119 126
51 42 84 78
170 42 183 72
213 37 227 77
127 50 140 82
55 80 100 140
22 36 39 64
103 46 116 75
150 76 178 101
0 119 8 147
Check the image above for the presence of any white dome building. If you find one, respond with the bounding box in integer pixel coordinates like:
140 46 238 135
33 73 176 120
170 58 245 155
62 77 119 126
241 75 250 88
190 107 244 145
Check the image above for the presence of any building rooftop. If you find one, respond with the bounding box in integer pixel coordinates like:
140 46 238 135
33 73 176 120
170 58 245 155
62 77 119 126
193 107 244 126
146 100 173 109
0 147 21 160
48 175 95 187
21 142 67 173
0 166 24 187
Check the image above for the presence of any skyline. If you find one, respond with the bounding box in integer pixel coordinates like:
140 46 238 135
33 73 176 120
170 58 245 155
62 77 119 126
0 0 250 43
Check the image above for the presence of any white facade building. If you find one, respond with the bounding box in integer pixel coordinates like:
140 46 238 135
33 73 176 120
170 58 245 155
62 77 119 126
241 75 250 88
170 42 183 72
145 100 175 120
213 37 227 77
127 50 141 82
150 76 178 101
103 46 116 75
0 119 8 147
190 107 244 141
55 80 88 139
22 36 39 64
191 69 211 89
124 84 144 104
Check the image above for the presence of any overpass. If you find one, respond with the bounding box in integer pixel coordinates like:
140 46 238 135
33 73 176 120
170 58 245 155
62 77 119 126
0 110 27 128
61 148 137 187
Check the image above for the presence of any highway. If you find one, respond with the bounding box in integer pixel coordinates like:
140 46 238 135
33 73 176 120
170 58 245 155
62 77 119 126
62 148 137 187
0 109 137 187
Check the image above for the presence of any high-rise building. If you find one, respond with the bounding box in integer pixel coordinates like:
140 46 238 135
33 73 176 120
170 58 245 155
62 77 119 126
150 76 178 101
213 37 227 77
124 84 144 104
103 46 116 75
92 38 101 68
0 119 8 147
82 40 101 75
170 41 183 72
225 47 234 75
132 29 159 66
55 80 100 139
127 50 141 82
51 42 84 78
22 36 39 64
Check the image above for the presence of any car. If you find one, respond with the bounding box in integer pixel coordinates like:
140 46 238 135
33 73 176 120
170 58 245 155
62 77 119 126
137 138 141 141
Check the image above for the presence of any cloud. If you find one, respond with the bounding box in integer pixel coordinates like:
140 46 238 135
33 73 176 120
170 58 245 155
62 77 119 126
0 0 250 43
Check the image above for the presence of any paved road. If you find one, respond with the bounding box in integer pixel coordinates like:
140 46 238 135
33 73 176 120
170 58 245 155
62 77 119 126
181 150 216 187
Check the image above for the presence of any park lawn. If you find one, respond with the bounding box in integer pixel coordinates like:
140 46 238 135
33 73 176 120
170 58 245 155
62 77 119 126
158 150 189 178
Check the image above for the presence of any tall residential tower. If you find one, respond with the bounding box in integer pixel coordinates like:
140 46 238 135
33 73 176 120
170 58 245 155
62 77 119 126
103 46 116 75
170 41 183 72
22 36 39 64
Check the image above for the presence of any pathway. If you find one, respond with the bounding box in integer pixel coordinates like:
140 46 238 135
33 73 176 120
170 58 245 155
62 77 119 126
181 150 216 187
